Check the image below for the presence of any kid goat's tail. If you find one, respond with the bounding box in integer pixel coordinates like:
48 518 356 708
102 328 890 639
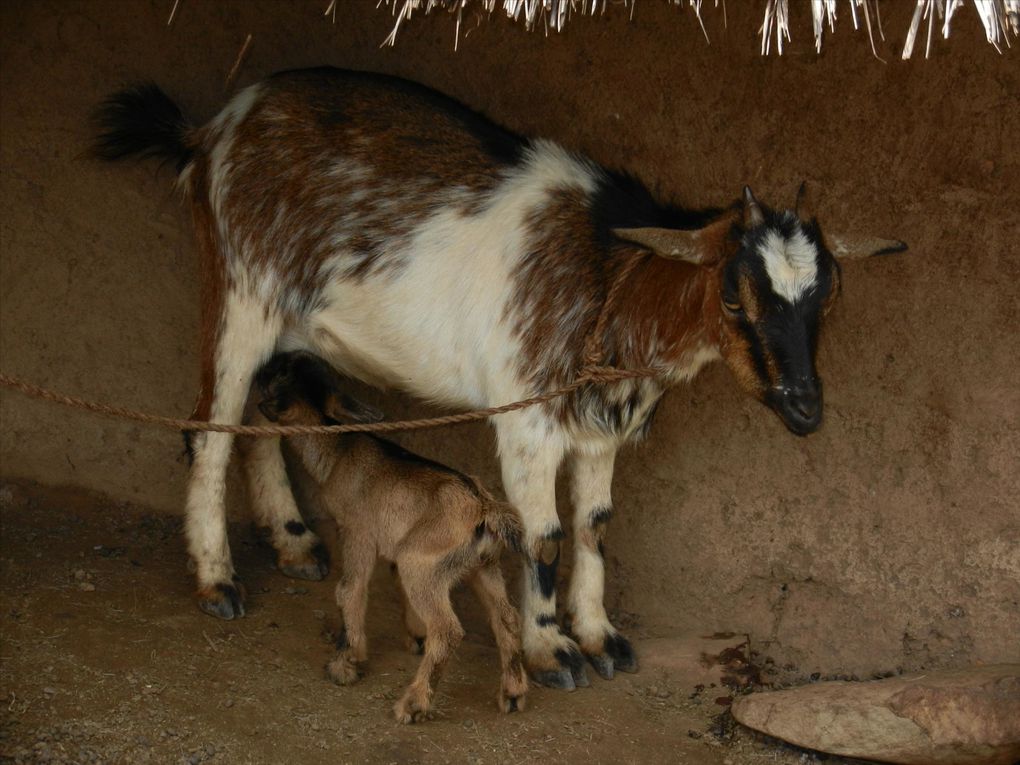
482 500 524 553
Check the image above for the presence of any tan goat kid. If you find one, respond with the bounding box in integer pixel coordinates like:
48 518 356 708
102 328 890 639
252 351 528 723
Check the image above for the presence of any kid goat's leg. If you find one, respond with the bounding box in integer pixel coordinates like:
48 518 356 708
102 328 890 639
391 565 428 654
496 412 587 691
394 572 465 724
327 537 375 686
567 448 637 679
469 559 528 712
238 409 329 581
187 290 282 619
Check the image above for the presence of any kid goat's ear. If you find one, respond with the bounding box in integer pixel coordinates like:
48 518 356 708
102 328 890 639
326 394 385 424
258 397 283 423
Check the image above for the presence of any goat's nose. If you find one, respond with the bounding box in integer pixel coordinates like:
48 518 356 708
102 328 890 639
789 388 820 421
777 379 823 435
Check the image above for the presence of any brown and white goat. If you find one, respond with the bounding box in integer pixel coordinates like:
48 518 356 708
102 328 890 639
94 67 904 690
252 351 527 722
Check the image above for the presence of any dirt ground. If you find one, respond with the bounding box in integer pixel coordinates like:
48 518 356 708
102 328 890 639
0 479 866 765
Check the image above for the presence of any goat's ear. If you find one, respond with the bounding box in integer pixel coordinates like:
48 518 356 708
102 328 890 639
827 234 908 260
613 211 736 265
795 181 815 222
258 397 283 423
743 186 764 228
326 394 384 424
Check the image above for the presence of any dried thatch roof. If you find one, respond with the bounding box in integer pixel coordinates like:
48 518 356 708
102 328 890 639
367 0 1019 60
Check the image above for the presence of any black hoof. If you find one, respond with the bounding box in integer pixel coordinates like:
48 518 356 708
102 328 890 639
411 636 425 655
197 581 245 620
279 542 330 581
604 632 638 674
587 652 615 680
506 695 520 713
532 668 576 690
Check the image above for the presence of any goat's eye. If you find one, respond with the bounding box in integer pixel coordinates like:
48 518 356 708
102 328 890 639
723 299 742 314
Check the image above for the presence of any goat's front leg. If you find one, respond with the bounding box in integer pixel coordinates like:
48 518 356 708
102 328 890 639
567 448 637 679
326 537 374 686
186 290 282 619
497 414 587 690
237 409 329 581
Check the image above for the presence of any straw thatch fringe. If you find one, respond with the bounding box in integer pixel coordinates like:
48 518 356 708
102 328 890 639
370 0 1018 59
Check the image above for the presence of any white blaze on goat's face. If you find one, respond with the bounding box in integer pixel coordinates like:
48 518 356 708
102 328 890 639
758 222 819 304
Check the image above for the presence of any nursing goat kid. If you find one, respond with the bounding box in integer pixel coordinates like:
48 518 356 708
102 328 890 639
94 67 905 690
253 351 527 722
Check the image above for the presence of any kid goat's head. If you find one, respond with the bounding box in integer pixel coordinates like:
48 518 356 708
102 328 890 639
255 352 384 426
615 184 906 436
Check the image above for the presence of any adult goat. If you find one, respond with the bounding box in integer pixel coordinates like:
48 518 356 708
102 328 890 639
94 67 904 689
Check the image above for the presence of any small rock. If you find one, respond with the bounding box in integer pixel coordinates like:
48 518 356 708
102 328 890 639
73 569 87 582
78 582 96 592
732 664 1020 765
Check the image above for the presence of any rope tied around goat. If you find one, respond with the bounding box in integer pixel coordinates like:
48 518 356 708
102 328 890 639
0 253 660 437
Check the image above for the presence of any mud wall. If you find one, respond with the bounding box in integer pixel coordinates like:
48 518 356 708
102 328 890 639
2 0 1017 677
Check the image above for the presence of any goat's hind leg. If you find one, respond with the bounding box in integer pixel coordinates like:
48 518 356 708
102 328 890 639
470 559 527 713
238 407 329 581
186 290 282 619
393 560 464 724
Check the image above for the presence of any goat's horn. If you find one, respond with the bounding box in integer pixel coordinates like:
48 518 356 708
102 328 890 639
743 186 764 228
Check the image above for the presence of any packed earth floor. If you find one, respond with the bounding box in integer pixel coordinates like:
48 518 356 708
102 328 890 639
0 480 868 765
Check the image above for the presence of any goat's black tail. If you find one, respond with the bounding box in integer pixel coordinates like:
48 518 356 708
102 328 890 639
92 83 193 172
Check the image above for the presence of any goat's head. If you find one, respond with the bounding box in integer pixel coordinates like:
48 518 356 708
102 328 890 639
614 184 905 436
255 352 385 426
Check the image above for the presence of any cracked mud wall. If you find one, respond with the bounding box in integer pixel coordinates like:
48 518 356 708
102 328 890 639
1 0 1018 677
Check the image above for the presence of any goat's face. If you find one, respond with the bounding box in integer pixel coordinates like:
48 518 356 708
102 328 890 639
614 185 905 437
255 352 384 426
715 198 838 436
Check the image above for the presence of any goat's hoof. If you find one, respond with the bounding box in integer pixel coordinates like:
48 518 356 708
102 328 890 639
603 632 638 674
326 656 361 686
196 579 246 620
586 652 615 680
279 542 330 581
499 692 526 714
404 634 426 655
530 645 588 690
581 631 638 679
393 695 430 724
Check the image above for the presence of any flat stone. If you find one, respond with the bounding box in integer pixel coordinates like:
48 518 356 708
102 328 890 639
636 633 756 689
731 664 1020 765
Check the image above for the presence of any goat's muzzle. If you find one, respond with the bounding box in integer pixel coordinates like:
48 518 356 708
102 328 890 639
767 379 823 436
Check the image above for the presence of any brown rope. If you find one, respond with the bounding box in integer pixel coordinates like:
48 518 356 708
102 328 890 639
0 252 658 437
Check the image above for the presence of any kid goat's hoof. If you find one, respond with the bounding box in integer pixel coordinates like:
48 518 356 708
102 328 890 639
278 542 330 581
326 656 361 686
393 696 430 724
196 580 246 620
499 692 526 714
